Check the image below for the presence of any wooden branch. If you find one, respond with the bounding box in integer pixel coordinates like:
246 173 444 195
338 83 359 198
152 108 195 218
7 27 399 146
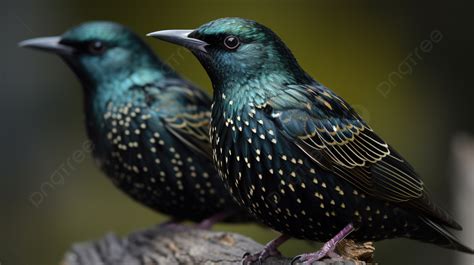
62 225 365 265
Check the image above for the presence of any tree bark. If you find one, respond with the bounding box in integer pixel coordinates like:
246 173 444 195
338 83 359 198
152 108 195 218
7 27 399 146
62 225 365 265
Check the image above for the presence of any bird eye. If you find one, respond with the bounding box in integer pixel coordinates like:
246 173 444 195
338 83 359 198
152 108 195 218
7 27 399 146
223 35 240 50
88 41 106 55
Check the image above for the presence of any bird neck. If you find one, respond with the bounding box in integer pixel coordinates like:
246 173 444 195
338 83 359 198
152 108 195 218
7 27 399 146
84 64 165 107
211 69 310 119
78 62 175 151
208 52 311 112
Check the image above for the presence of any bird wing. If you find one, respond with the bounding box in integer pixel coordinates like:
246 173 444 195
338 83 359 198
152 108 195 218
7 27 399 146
267 83 460 229
163 111 212 158
142 79 213 158
267 83 422 201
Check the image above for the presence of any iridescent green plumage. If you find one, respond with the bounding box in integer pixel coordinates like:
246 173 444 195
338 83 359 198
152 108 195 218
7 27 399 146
20 21 249 223
151 17 474 262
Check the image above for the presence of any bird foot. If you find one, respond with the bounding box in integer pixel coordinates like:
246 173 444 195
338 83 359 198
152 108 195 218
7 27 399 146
241 246 282 264
327 251 343 259
291 251 325 264
292 223 354 264
291 250 341 264
241 234 290 264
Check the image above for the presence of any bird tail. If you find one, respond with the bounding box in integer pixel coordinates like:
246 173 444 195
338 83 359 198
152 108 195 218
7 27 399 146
412 217 474 254
409 193 463 230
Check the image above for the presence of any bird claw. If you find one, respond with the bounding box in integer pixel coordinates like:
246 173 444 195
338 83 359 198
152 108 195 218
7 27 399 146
240 247 282 264
293 223 354 264
290 251 326 264
290 255 302 265
327 250 342 259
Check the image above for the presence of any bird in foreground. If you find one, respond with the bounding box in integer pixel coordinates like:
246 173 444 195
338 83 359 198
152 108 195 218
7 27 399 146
19 21 250 227
149 17 474 263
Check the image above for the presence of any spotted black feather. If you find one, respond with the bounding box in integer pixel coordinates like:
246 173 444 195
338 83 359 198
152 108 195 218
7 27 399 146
156 17 474 257
21 21 250 224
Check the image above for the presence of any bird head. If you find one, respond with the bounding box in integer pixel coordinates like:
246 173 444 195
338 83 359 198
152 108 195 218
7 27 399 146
20 21 169 89
148 17 308 88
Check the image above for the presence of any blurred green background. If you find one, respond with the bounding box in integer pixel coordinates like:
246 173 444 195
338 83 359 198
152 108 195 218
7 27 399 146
1 1 474 264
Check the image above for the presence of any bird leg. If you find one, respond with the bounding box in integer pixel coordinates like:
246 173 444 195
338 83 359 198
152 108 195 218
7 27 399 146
291 223 354 264
196 210 236 229
242 234 291 264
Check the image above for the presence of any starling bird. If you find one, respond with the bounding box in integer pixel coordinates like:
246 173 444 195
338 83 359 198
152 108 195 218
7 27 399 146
20 21 250 226
149 17 474 263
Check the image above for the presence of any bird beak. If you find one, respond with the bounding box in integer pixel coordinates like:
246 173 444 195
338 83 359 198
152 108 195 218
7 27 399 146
18 36 75 55
147 30 208 53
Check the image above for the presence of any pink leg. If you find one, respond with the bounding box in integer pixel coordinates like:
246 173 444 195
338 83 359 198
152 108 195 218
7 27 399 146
291 223 354 264
196 210 235 230
242 234 291 264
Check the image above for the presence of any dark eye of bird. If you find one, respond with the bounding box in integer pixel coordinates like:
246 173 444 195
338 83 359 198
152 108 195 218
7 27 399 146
88 41 106 55
223 35 240 50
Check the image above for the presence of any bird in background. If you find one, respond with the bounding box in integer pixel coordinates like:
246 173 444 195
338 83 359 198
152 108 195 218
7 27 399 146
149 17 474 264
19 21 251 228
